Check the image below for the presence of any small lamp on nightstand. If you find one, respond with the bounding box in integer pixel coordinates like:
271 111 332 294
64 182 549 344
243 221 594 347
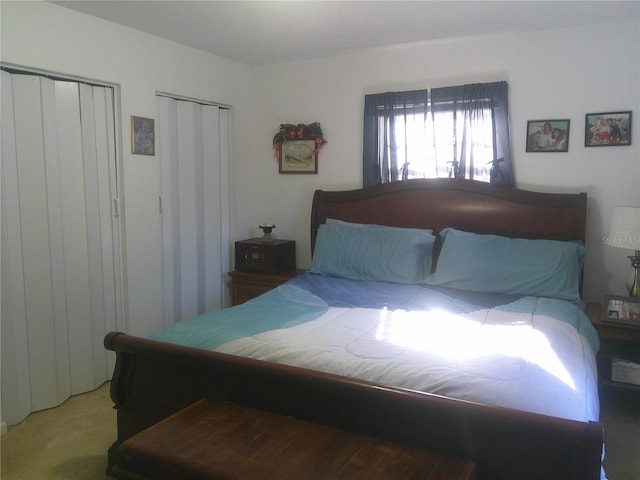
606 206 640 297
259 223 275 243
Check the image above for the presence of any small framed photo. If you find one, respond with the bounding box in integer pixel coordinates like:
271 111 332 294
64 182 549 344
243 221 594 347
278 140 318 174
526 119 570 152
585 111 632 147
601 295 640 326
131 116 155 155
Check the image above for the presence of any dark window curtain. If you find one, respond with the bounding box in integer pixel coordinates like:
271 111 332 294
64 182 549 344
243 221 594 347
363 89 428 187
431 81 514 187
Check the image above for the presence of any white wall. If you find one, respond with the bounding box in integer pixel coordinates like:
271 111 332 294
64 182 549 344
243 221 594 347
2 1 639 339
2 1 254 336
250 21 640 303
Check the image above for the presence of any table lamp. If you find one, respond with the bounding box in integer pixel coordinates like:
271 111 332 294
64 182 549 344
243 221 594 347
607 206 640 297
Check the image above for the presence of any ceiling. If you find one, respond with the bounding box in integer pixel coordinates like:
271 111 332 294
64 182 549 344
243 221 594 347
53 1 640 66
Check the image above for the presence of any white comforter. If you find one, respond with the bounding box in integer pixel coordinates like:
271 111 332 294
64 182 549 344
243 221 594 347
216 305 600 423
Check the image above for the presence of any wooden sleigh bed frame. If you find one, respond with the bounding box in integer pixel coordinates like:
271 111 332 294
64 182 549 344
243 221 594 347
105 178 603 480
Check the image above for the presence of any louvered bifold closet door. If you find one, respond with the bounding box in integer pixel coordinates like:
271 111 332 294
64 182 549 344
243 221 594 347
1 71 121 426
157 95 230 328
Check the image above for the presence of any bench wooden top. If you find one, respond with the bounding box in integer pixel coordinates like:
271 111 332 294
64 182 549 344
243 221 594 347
116 398 477 480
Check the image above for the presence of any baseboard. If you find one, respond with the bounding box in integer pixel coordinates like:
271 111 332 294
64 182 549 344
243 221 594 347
1 419 7 436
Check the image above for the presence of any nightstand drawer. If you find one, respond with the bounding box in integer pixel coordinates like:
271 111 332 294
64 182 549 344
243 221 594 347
229 269 305 305
234 283 273 304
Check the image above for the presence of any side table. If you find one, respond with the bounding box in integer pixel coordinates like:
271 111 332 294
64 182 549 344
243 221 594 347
586 302 640 393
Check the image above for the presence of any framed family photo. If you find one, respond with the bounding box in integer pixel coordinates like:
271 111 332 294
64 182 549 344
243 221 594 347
131 116 155 155
526 119 570 152
585 111 632 147
278 140 318 174
601 295 640 326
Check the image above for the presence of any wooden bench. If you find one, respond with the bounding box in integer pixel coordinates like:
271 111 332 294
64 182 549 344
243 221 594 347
110 398 477 480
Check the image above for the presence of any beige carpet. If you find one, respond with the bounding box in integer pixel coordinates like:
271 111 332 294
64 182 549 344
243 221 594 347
1 382 115 480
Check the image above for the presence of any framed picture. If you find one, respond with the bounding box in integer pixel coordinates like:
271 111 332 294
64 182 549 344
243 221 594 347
526 119 570 152
585 111 632 147
131 116 155 155
601 295 640 326
278 140 318 174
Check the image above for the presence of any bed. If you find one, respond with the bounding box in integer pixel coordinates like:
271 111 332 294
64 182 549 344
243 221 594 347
105 178 604 480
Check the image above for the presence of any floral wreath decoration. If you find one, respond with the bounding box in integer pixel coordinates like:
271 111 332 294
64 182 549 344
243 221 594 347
272 123 327 158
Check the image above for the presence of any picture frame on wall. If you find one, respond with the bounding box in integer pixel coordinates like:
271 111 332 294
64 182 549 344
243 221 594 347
601 295 640 326
585 111 632 147
278 140 318 174
131 116 155 155
526 119 570 152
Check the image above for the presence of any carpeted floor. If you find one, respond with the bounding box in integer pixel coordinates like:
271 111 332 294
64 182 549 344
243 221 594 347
599 389 640 480
1 383 115 479
1 382 638 479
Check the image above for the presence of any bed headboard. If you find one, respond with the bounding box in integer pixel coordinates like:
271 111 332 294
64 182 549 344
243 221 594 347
310 179 587 253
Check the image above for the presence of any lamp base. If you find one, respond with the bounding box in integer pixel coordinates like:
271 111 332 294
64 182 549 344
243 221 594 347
259 224 275 243
628 252 640 298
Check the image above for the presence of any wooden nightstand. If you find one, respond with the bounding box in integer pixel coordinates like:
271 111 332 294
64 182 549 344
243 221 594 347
586 302 640 393
229 269 305 305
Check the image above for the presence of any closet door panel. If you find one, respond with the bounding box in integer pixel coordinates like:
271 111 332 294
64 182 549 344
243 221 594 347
92 86 120 377
12 75 60 411
80 83 118 385
218 109 231 307
41 77 72 403
176 100 200 319
1 71 32 422
55 81 94 394
202 105 223 313
158 97 179 327
157 95 229 326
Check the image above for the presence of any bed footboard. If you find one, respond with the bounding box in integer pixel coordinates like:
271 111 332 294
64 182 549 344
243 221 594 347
105 331 603 480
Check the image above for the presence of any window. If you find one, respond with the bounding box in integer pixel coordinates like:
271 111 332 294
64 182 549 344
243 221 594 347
363 81 513 188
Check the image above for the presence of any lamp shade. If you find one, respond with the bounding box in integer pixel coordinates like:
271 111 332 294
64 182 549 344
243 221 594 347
607 206 640 251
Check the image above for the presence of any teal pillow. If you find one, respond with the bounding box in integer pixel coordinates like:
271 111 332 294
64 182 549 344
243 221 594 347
311 222 436 284
325 218 432 235
425 228 585 301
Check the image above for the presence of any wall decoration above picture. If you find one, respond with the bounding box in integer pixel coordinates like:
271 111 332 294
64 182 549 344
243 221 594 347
131 116 155 155
526 119 570 152
585 111 632 147
272 123 327 174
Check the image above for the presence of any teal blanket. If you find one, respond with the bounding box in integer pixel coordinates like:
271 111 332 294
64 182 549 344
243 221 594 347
150 285 328 350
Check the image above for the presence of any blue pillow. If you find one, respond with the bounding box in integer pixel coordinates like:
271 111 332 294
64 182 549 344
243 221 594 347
311 222 436 284
425 228 585 301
